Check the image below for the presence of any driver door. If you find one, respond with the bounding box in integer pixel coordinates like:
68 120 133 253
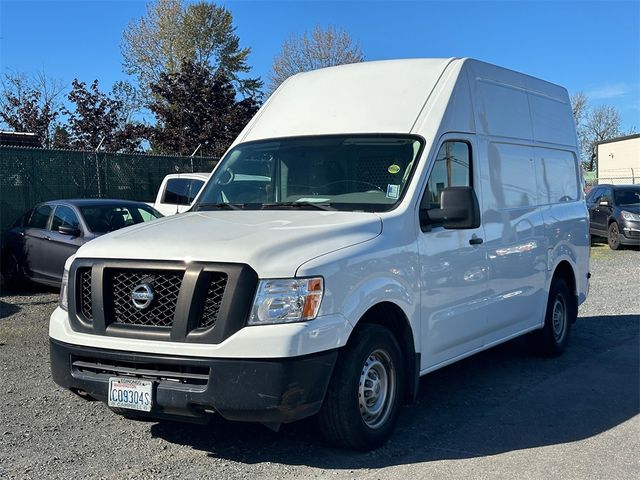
417 137 490 370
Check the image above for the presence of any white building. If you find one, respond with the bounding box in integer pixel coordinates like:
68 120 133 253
596 134 640 184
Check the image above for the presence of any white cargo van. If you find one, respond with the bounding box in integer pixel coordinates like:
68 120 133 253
50 58 589 450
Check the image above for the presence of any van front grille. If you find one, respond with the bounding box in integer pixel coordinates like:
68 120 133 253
68 260 257 344
198 274 228 329
109 269 183 327
78 268 93 321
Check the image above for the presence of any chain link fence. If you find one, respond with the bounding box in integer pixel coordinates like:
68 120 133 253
584 176 639 192
0 146 218 233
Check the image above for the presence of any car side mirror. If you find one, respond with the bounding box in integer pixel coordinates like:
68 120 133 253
58 225 81 237
420 186 481 231
599 200 609 206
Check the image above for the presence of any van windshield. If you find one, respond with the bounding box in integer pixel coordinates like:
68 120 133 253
194 135 423 212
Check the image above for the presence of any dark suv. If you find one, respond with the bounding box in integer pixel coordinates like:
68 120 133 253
586 184 640 249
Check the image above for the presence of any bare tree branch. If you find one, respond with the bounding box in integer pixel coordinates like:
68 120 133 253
0 70 66 147
268 25 364 95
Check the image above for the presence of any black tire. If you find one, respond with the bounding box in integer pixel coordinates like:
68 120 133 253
0 252 25 290
608 222 622 250
318 324 403 451
529 277 575 357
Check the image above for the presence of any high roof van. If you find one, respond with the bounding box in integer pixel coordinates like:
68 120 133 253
50 58 590 450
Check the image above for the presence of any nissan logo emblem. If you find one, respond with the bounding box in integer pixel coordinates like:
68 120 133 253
131 283 154 309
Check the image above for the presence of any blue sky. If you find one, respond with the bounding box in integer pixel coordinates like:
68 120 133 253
1 0 639 129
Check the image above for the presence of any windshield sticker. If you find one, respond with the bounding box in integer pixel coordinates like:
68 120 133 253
388 164 401 174
386 184 400 199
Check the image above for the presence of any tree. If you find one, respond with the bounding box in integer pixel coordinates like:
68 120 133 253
121 0 261 96
570 92 588 129
570 93 637 170
583 105 625 170
111 80 145 126
148 59 259 157
268 25 364 94
64 79 147 152
0 71 65 147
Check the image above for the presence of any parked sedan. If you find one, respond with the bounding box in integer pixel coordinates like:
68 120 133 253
1 199 162 287
586 184 640 249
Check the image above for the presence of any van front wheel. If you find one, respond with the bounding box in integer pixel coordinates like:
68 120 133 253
318 324 403 451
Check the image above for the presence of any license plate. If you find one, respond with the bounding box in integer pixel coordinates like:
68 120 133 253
108 377 153 412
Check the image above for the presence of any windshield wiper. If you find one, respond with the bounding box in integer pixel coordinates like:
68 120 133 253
260 201 336 211
195 202 243 211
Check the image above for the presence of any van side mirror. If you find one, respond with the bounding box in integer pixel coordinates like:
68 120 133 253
420 186 480 231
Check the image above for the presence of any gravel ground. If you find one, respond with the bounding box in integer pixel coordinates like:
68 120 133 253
1 245 638 480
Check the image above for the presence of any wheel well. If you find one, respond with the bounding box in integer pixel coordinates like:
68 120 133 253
608 217 618 226
552 261 578 323
351 302 419 404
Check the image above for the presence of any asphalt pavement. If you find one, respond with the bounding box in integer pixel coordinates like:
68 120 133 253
0 243 638 479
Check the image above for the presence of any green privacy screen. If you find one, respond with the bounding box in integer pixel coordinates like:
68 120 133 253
0 146 218 232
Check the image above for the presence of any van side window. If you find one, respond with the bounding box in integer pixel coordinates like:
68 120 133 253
423 141 471 210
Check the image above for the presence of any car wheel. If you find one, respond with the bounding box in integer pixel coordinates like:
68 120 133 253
318 324 403 451
1 253 25 289
529 277 575 357
608 222 622 250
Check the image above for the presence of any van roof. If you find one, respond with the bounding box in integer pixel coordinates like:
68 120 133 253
237 58 573 147
241 58 455 141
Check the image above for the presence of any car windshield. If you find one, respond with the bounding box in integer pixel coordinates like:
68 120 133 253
80 205 162 233
194 135 423 212
614 187 640 206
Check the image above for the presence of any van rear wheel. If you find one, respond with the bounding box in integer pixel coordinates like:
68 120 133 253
529 277 575 357
318 324 403 451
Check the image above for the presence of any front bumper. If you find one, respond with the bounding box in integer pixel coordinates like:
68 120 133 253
620 225 640 245
50 338 337 424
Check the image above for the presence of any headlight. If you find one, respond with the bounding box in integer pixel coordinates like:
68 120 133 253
248 277 323 325
59 268 69 311
621 210 640 222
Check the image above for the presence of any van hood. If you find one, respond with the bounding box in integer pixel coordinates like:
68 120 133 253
75 210 382 277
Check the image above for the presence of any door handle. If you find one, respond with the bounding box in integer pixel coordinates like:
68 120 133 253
469 237 483 245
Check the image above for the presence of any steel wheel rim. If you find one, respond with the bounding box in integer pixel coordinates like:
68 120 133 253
358 349 396 429
551 296 567 342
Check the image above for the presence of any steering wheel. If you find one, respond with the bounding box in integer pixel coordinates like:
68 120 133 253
319 180 384 193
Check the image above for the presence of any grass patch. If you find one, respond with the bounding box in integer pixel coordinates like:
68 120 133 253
590 243 616 260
